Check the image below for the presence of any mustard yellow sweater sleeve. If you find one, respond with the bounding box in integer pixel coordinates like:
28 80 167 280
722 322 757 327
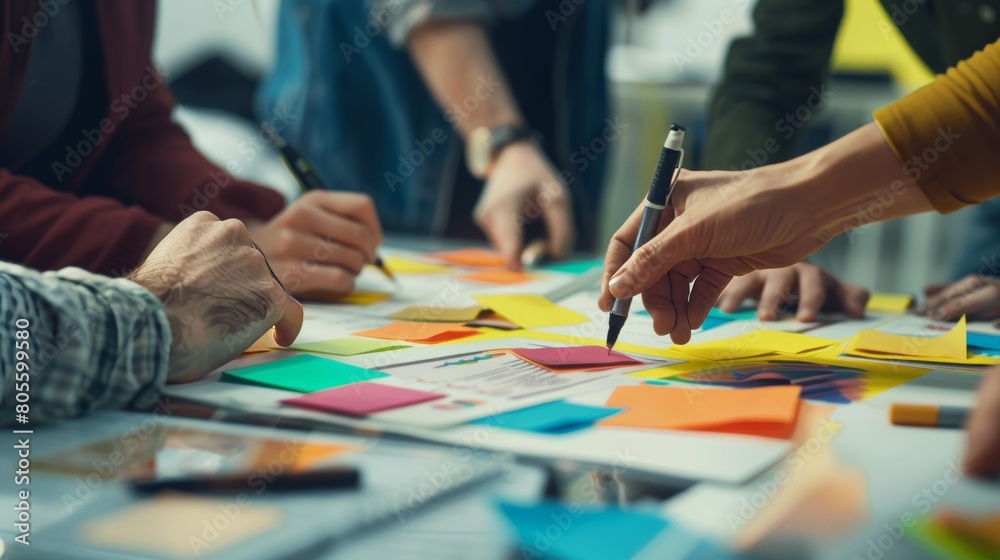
873 39 1000 213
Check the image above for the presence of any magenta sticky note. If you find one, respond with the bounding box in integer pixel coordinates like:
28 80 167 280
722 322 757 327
512 346 643 369
282 383 445 416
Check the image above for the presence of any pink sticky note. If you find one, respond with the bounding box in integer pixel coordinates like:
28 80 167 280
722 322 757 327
512 346 642 370
282 383 445 416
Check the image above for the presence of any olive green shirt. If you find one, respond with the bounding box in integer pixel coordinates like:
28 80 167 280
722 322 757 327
703 0 1000 170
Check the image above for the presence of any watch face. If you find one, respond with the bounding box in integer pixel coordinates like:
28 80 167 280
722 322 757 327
467 127 493 178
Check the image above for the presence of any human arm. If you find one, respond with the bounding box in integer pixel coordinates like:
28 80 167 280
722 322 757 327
0 212 302 423
704 0 844 169
401 12 573 269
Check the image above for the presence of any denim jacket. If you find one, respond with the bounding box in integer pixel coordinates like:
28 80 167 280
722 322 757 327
258 0 609 239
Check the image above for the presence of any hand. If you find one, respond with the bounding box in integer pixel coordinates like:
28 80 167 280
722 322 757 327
474 142 574 270
922 275 1000 322
964 367 1000 477
598 124 931 343
131 212 303 382
718 263 870 322
248 191 383 297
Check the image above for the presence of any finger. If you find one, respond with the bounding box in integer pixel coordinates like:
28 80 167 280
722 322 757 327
795 266 828 322
641 273 676 338
277 262 357 298
668 270 693 344
272 229 368 275
925 275 985 319
934 285 1000 321
477 209 524 272
689 268 732 329
294 202 379 262
836 283 870 319
924 283 949 297
757 268 797 321
307 192 384 244
964 369 1000 477
539 183 574 260
608 213 686 300
271 293 304 347
718 273 763 313
600 205 646 311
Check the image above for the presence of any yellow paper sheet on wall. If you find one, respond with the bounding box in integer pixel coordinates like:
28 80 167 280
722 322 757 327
472 294 587 328
848 316 967 360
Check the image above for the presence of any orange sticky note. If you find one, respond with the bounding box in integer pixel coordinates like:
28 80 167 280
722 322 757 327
432 248 508 268
461 269 534 285
352 321 479 344
600 385 801 439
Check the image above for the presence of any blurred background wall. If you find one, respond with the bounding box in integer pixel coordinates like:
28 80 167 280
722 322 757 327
153 0 978 296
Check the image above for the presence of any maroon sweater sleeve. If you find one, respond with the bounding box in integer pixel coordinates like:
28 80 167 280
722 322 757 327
93 77 286 225
0 169 163 276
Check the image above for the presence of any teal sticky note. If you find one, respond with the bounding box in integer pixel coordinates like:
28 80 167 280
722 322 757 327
707 307 758 321
540 258 603 275
473 401 621 434
968 332 1000 352
221 355 387 393
497 501 668 560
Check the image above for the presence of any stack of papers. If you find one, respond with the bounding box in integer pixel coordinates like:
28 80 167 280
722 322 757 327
668 331 839 361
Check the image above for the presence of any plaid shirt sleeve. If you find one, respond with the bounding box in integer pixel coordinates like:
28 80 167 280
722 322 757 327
0 262 171 425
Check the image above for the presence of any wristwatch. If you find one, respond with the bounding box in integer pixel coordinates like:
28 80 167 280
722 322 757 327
465 124 539 180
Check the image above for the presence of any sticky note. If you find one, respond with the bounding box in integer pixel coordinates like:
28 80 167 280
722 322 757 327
911 515 1000 560
286 338 410 356
81 493 281 557
388 305 485 323
601 385 802 439
331 291 392 305
244 329 276 354
283 382 445 416
497 501 668 560
511 346 642 371
473 401 622 433
866 292 913 313
848 316 967 360
472 294 587 328
708 307 759 321
221 355 388 392
381 256 450 274
539 259 603 275
352 321 480 343
669 331 838 361
968 332 1000 352
431 248 507 268
460 269 534 285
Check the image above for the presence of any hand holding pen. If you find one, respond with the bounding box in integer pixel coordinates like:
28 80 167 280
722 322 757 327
243 128 390 298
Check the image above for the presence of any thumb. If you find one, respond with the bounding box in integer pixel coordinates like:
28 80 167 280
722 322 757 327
608 226 688 300
272 294 304 347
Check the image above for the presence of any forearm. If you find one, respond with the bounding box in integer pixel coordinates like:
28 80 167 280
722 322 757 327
406 21 523 138
0 263 170 424
775 122 934 241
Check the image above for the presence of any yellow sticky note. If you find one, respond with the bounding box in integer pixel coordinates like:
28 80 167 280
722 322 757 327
286 338 410 356
866 292 913 313
472 294 588 329
382 256 450 275
81 493 281 557
848 316 967 360
461 269 534 285
332 291 392 305
388 305 485 322
669 331 839 361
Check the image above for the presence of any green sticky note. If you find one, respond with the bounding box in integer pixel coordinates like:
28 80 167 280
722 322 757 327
540 259 603 275
288 338 410 356
221 355 388 393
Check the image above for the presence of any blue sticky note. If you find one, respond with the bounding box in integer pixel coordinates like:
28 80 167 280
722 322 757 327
473 401 621 434
698 315 732 331
968 332 1000 352
497 501 668 560
708 307 758 321
540 259 603 275
221 355 388 393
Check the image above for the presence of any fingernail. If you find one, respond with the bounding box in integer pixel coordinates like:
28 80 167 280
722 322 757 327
608 274 628 297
